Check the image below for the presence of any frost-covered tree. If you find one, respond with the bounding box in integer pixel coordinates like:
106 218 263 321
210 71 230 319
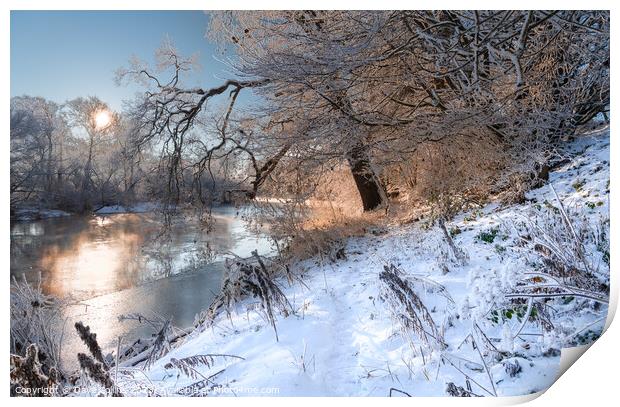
64 97 119 212
10 96 68 208
119 10 609 212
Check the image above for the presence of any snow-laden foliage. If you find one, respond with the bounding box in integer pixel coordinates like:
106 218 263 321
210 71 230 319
464 262 520 322
10 344 61 397
10 277 68 379
379 264 446 354
111 11 609 219
194 251 292 341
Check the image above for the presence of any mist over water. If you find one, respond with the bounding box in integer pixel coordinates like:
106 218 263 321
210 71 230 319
10 206 274 369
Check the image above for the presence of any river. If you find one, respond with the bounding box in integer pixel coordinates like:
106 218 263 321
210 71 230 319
10 206 274 370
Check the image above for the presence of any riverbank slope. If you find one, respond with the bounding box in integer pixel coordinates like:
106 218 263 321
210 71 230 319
86 128 610 397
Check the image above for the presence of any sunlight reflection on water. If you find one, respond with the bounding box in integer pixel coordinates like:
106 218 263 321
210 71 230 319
11 208 272 299
10 207 274 369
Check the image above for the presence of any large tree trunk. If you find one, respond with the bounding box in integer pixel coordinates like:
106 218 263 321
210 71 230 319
346 142 387 212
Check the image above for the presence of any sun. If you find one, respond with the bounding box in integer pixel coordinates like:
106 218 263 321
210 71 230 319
94 110 112 130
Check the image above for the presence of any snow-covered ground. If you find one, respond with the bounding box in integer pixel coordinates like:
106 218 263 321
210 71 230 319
92 129 610 397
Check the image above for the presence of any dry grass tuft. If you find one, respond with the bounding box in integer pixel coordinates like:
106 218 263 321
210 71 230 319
10 276 68 380
73 322 122 396
379 264 446 356
77 353 122 396
509 187 610 303
164 354 244 380
195 251 292 341
74 322 107 367
10 344 61 397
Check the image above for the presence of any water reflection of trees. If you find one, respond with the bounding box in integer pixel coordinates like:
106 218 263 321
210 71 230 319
10 210 244 299
141 211 234 279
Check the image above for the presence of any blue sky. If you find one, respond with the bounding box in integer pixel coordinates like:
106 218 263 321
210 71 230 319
11 11 242 111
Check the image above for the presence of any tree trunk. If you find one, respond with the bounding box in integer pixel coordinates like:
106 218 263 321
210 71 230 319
46 133 53 197
80 134 95 212
57 132 63 184
346 142 387 212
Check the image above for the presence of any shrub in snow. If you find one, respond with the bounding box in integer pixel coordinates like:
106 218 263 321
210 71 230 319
162 353 245 395
10 277 68 379
379 264 446 356
445 382 477 397
540 328 569 352
418 227 468 269
502 359 522 378
76 353 122 397
194 251 292 342
514 193 610 293
466 262 520 323
10 344 61 397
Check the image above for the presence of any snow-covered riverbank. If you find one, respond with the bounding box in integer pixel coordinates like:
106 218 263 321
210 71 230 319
94 202 161 215
11 202 160 221
11 208 72 222
79 129 610 397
